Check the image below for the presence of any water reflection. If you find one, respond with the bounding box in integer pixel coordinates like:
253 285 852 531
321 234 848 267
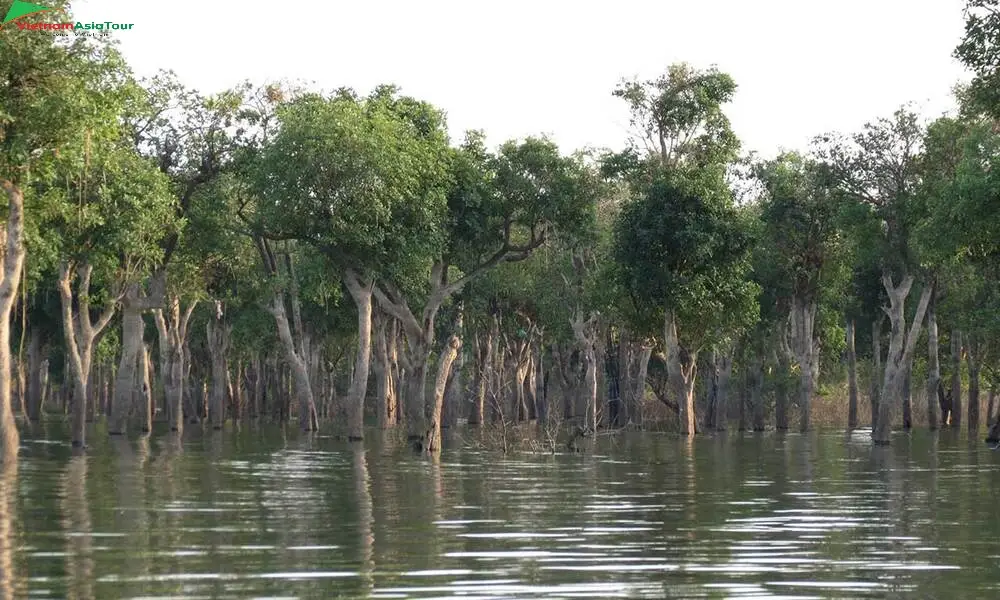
0 461 17 598
61 456 93 600
9 428 1000 598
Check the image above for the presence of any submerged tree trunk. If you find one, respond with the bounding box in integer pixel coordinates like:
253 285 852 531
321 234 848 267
716 350 732 432
902 364 912 430
791 298 816 432
110 282 162 435
26 328 44 422
58 262 118 449
153 297 195 433
665 311 698 435
847 319 859 430
0 182 26 461
749 354 765 431
469 319 495 427
267 295 317 431
344 269 374 441
373 311 399 429
951 330 962 429
873 275 932 445
925 288 940 431
427 313 463 453
967 339 980 436
871 315 884 431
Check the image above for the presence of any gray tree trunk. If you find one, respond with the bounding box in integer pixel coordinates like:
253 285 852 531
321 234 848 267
847 319 859 430
665 311 698 435
872 275 932 445
206 310 231 431
925 289 940 430
344 269 374 441
58 262 118 449
26 329 44 422
267 295 317 431
951 330 962 429
871 316 884 430
0 182 25 461
427 314 462 453
153 297 195 433
967 339 980 436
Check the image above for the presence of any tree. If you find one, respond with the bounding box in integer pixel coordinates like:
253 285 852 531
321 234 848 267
755 153 843 431
816 109 932 444
615 176 758 434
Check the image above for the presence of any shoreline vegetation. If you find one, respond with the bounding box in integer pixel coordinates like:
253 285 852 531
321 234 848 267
2 0 1000 461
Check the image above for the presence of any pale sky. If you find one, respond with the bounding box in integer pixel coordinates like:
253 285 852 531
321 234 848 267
75 0 971 158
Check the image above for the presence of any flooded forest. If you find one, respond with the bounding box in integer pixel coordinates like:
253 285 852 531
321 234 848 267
7 0 1000 598
2 0 1000 459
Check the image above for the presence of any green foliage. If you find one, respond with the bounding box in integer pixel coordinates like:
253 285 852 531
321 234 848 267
614 175 759 348
956 0 1000 117
252 88 451 281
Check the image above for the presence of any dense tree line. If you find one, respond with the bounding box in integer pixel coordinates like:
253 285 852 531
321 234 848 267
2 0 1000 461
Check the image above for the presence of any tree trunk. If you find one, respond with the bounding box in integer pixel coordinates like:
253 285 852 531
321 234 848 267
967 340 980 436
57 262 118 449
847 319 859 430
902 363 912 430
775 350 790 431
951 330 962 429
26 329 44 422
987 388 996 430
139 344 153 432
750 355 765 431
110 285 145 435
717 350 732 431
791 298 816 432
0 182 25 461
374 311 393 429
873 275 932 445
665 311 697 435
925 289 940 431
154 297 195 433
206 311 231 430
871 315 884 430
344 270 374 441
427 314 463 453
267 295 318 431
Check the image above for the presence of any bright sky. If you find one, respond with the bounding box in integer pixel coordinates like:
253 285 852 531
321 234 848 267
76 0 971 158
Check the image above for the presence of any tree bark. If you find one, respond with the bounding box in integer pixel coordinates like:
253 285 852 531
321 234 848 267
951 330 962 429
0 182 25 461
26 328 44 422
967 339 980 436
902 363 912 430
206 308 231 430
138 343 153 432
373 310 396 429
110 283 160 435
665 311 698 435
925 288 940 431
847 319 859 430
871 315 884 431
716 350 732 431
750 354 765 431
344 269 374 441
153 297 195 432
57 262 118 449
791 298 816 432
426 314 463 453
266 295 317 431
872 275 932 445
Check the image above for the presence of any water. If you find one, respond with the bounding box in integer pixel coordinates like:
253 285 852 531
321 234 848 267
3 424 1000 599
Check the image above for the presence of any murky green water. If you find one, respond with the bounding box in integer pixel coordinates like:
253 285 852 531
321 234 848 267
3 425 1000 599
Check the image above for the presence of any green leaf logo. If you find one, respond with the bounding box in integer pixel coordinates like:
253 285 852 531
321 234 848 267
2 0 52 25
